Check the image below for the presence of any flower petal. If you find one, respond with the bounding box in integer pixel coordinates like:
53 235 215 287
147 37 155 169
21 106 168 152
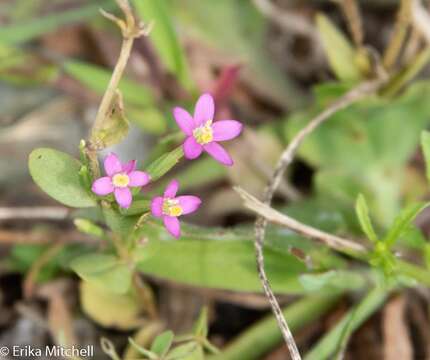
173 107 195 135
163 216 181 238
128 171 150 187
164 179 179 198
114 187 132 208
183 136 203 160
92 177 114 196
203 142 233 166
104 153 122 176
194 93 214 126
177 195 202 215
122 159 136 173
212 120 243 141
151 196 164 217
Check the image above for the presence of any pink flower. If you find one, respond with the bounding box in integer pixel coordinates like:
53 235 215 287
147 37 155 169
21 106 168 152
151 179 201 238
173 93 243 166
91 153 150 209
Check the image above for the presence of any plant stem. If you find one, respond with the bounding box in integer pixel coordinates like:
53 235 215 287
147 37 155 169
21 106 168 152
86 0 150 178
90 37 134 141
396 259 430 287
338 0 364 47
209 293 342 360
304 287 388 360
381 47 430 97
383 0 412 70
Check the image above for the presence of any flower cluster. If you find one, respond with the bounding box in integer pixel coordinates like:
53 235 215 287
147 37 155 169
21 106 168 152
91 94 242 237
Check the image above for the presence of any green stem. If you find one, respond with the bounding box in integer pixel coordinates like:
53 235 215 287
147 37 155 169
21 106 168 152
209 293 342 360
86 0 138 178
383 0 412 70
396 259 430 286
304 287 388 360
91 37 134 139
380 47 430 97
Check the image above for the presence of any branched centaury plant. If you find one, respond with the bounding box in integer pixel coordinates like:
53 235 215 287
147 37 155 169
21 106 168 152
237 78 386 360
29 0 244 311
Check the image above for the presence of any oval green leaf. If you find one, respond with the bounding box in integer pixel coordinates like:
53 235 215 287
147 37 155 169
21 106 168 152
70 253 132 294
29 148 95 208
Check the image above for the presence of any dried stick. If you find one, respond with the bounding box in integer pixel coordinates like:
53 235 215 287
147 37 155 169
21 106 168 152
235 187 366 254
250 79 385 359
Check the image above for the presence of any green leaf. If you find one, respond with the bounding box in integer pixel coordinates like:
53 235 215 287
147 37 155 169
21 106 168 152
316 14 361 82
120 198 151 216
150 331 174 357
102 207 139 239
299 270 366 292
128 338 157 360
421 130 430 182
29 148 95 208
305 288 389 360
63 60 154 108
74 218 105 239
133 0 193 90
0 1 112 45
193 308 208 338
146 146 184 181
383 202 430 247
172 157 226 191
381 48 430 97
355 194 378 243
166 342 202 360
70 253 132 294
127 106 167 135
214 294 340 360
80 280 144 330
285 81 430 226
90 91 129 150
136 222 307 294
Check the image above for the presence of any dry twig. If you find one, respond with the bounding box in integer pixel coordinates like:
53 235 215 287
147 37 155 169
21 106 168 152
235 187 366 254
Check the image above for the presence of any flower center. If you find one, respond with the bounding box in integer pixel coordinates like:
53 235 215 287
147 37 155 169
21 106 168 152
193 120 213 145
162 198 183 217
112 173 130 188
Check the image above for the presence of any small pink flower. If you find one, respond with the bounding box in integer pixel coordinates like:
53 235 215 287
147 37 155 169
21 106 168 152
173 93 243 166
151 179 201 238
92 153 150 209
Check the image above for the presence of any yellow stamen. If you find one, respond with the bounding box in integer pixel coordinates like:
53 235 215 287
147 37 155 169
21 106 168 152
193 120 213 145
112 173 129 188
162 198 183 217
